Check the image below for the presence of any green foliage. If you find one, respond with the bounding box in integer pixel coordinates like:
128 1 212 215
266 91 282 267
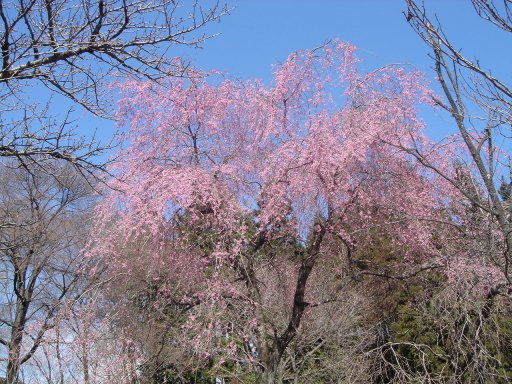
351 224 512 383
384 283 512 383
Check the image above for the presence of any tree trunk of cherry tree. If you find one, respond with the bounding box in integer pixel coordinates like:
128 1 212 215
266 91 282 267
261 370 283 384
259 347 284 384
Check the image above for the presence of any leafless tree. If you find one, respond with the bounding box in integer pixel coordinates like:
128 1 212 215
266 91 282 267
403 0 512 294
0 0 228 172
0 108 114 183
0 160 98 383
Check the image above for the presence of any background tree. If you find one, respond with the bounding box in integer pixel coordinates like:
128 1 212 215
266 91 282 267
0 0 228 172
404 0 512 293
0 159 96 383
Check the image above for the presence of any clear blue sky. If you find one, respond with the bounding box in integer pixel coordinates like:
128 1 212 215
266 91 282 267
79 0 512 147
187 1 510 77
